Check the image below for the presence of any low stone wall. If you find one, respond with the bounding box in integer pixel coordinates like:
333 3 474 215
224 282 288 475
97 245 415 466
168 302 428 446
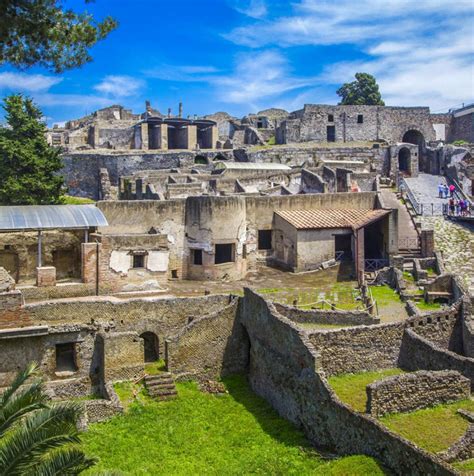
366 370 470 417
274 302 379 326
166 298 248 381
0 290 23 311
80 383 123 429
399 329 474 389
240 289 454 475
19 283 96 303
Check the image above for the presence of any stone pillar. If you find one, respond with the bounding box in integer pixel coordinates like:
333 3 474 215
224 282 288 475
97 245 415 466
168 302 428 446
210 125 218 149
421 229 435 257
160 124 168 150
36 266 56 287
82 242 101 284
136 179 143 200
186 125 197 150
141 123 149 150
355 228 365 285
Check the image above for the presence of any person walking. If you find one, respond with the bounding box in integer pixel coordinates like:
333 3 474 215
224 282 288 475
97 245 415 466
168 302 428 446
449 184 455 198
455 200 461 216
449 197 455 215
438 182 444 198
443 183 449 198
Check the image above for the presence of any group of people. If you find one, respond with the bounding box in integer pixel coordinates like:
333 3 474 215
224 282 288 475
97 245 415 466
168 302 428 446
438 182 472 216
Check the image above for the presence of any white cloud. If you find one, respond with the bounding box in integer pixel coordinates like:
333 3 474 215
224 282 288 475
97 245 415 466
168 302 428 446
145 64 220 82
229 0 267 19
212 50 311 106
34 93 116 109
94 75 145 97
0 72 62 92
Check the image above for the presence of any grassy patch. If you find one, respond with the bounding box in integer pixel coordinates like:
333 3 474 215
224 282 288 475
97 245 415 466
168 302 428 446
145 359 167 375
328 368 405 412
84 375 386 475
402 271 415 283
380 399 474 453
453 458 474 472
257 282 362 311
370 285 404 309
62 195 95 204
416 300 442 312
113 381 152 410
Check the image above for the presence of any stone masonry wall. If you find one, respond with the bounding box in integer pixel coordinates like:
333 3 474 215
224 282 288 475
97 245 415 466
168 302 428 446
166 298 248 381
274 302 378 326
239 289 453 475
399 329 474 389
366 370 470 418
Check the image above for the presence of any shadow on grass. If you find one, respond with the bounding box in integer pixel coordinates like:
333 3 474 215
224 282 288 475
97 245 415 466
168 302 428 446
222 374 391 475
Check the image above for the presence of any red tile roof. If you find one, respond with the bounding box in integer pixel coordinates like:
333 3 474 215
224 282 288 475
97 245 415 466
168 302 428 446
275 209 390 230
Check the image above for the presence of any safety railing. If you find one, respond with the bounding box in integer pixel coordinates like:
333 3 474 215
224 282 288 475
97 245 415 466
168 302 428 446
398 236 421 250
364 259 389 271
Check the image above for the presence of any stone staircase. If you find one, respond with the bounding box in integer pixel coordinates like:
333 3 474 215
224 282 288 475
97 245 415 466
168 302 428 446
144 372 177 401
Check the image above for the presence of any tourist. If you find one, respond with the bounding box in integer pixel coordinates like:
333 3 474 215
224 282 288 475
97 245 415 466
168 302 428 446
449 198 455 215
456 200 461 216
443 184 449 198
449 184 455 197
438 182 444 198
460 199 467 216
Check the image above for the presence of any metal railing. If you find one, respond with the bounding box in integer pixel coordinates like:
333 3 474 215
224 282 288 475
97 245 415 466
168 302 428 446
364 259 389 271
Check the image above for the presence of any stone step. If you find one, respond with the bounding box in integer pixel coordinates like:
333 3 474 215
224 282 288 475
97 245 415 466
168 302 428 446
145 375 174 383
149 388 178 397
146 381 176 390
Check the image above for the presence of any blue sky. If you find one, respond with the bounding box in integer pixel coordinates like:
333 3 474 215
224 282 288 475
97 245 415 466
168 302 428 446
0 0 473 125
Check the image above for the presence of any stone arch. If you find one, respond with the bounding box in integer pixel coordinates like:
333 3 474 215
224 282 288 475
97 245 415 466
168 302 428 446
139 331 160 362
398 147 411 174
402 129 425 148
194 154 207 165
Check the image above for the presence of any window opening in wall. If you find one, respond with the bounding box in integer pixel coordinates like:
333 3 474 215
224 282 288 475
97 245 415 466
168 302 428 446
55 343 78 372
215 243 234 264
192 249 203 265
328 114 334 122
171 269 178 279
357 114 364 124
258 230 272 250
242 244 247 259
133 254 145 268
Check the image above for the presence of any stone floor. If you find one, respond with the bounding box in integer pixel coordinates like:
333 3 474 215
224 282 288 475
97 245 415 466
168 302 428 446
404 174 448 214
422 216 474 294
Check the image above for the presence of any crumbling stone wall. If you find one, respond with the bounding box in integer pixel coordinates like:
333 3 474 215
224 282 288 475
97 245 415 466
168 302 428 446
399 328 474 388
274 302 378 326
366 370 470 417
166 298 248 381
239 289 453 475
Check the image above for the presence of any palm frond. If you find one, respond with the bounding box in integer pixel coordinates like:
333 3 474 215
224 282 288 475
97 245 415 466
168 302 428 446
30 446 97 476
0 362 38 408
0 402 84 475
0 380 48 437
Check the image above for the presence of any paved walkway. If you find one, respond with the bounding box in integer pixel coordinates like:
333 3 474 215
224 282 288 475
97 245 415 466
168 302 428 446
421 216 474 295
380 189 418 245
403 174 448 210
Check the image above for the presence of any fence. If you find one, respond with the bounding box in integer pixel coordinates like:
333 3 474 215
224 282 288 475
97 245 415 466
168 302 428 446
364 259 389 271
398 236 420 250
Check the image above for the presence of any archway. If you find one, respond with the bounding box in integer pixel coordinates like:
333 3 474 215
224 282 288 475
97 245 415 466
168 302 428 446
140 332 159 362
194 155 207 165
402 130 425 147
398 147 411 174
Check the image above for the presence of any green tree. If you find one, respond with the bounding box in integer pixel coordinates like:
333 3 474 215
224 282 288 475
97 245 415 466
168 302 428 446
0 0 117 73
0 362 97 475
336 73 385 106
0 94 65 205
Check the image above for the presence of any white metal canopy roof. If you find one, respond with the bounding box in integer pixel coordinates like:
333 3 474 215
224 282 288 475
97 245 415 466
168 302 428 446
0 205 108 232
214 162 291 171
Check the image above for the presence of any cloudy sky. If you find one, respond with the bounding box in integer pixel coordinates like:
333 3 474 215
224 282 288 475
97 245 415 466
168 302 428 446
0 0 473 125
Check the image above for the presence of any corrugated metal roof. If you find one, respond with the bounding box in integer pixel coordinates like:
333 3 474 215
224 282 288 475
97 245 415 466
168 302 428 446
0 205 108 231
275 208 389 230
215 162 291 171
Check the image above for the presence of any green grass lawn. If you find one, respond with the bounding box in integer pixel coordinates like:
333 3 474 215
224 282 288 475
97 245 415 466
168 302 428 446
82 375 387 475
62 195 95 204
369 286 403 307
416 300 442 312
453 458 474 473
380 400 474 453
328 368 405 412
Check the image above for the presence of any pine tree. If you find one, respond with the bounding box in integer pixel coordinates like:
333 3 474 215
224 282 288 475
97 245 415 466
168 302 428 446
0 94 64 205
0 0 117 73
337 73 385 106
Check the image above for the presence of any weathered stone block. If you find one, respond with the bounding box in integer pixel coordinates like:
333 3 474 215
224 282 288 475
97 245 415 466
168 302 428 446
36 266 56 287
